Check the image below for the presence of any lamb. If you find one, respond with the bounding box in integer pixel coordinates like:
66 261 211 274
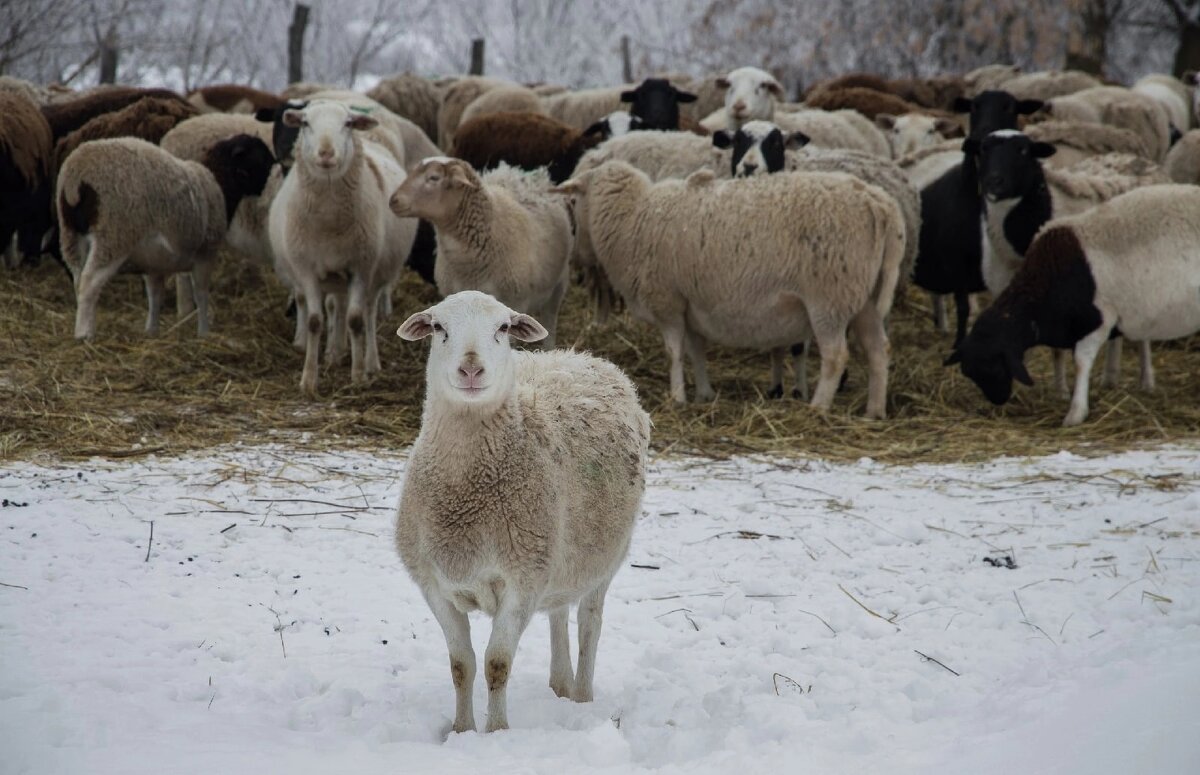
53 96 198 173
438 76 509 149
57 134 275 339
394 290 649 733
41 86 187 140
1023 120 1151 169
584 110 646 138
712 120 920 399
268 101 419 394
366 73 442 142
875 113 963 158
553 161 905 418
946 184 1200 426
1033 86 1173 161
1163 129 1200 184
460 85 544 126
1 90 54 268
1132 74 1191 133
389 158 572 348
450 111 608 183
186 84 285 115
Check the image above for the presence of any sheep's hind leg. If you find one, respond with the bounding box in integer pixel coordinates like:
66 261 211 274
767 348 785 399
1052 349 1070 397
548 605 573 699
73 243 122 340
808 314 850 413
346 277 370 384
324 292 347 366
1137 341 1154 391
684 328 715 402
573 579 611 703
791 341 809 400
143 274 166 336
424 591 477 734
175 273 196 320
930 292 949 333
1064 324 1112 427
1101 338 1123 388
660 322 688 404
483 594 535 732
297 279 323 396
190 259 214 336
850 304 890 420
365 288 383 376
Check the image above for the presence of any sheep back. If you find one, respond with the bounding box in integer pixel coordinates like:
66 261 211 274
187 84 285 115
437 76 508 149
41 86 187 139
1164 129 1200 184
160 113 273 162
53 96 198 173
460 85 544 126
366 73 442 142
451 112 597 183
540 86 629 132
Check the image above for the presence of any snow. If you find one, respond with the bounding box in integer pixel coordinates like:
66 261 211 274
2 444 1199 774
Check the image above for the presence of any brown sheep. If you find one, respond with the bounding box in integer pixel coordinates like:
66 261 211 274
451 111 607 184
187 84 285 115
367 73 442 144
1 91 55 265
54 96 199 173
805 86 962 123
41 86 187 140
806 73 965 111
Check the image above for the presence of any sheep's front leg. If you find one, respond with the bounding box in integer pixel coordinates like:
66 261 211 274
365 288 383 376
73 244 122 340
143 274 166 336
548 606 573 699
1064 326 1112 427
809 314 850 412
573 579 611 703
767 348 785 399
175 273 196 320
423 591 476 734
290 292 306 352
483 595 535 732
930 292 949 333
684 328 715 402
346 276 370 383
1101 338 1122 388
1137 341 1154 391
791 341 810 401
297 279 323 396
190 259 214 336
660 322 688 404
850 304 890 420
1052 349 1069 397
537 277 568 350
324 292 347 366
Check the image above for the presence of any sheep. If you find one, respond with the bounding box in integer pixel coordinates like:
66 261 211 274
945 184 1200 426
450 111 608 184
268 101 419 394
1023 120 1151 169
0 75 50 105
618 78 698 131
712 66 784 131
712 121 920 399
159 112 274 163
57 134 275 339
1 91 55 269
963 64 1023 96
389 158 572 348
186 84 285 115
1164 128 1200 184
53 96 198 173
999 70 1102 102
876 113 963 158
805 72 967 111
438 76 509 149
1033 86 1172 161
1132 74 1191 133
773 108 890 156
366 73 442 142
41 86 187 140
394 289 649 733
460 85 544 126
805 86 927 121
668 72 727 124
553 161 904 418
539 85 630 134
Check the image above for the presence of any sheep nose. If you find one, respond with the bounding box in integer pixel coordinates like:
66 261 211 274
732 100 746 113
317 146 335 163
459 363 484 380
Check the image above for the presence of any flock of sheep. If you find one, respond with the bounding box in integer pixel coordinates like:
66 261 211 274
3 60 1200 733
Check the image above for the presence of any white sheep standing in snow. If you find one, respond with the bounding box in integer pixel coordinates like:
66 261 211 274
394 289 650 733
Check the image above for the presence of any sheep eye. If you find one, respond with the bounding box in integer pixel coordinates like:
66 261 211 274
428 174 442 183
432 322 444 333
499 323 510 334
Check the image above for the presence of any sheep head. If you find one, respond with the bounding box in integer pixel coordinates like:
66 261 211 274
718 67 784 128
712 120 808 178
282 100 377 177
389 156 479 222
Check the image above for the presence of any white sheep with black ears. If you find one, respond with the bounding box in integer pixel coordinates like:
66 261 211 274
394 290 650 733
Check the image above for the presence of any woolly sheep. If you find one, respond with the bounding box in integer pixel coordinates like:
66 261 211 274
1132 73 1191 133
999 70 1102 102
366 73 442 142
540 85 630 133
1164 128 1200 184
1023 120 1151 169
281 81 337 100
53 96 197 173
394 290 649 733
438 76 509 149
187 84 284 115
947 184 1200 426
57 135 274 339
875 113 963 158
450 111 608 183
963 64 1022 96
1 90 54 267
160 113 275 162
554 161 904 418
805 72 967 111
41 86 187 140
460 85 544 126
714 66 785 130
268 101 419 394
805 86 925 121
389 158 572 348
772 109 890 157
1034 86 1172 161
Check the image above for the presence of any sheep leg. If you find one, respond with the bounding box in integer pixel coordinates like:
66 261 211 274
548 606 573 699
1138 341 1154 391
792 341 810 401
483 596 535 732
951 290 970 348
424 591 477 734
1052 349 1070 397
290 292 307 352
72 245 122 340
365 289 383 376
324 293 346 366
660 323 688 404
190 260 214 336
850 304 890 420
809 318 850 413
768 348 785 399
573 579 610 704
175 273 196 320
347 277 370 384
930 292 949 333
143 274 166 336
1101 338 1122 388
684 328 715 402
1064 325 1112 427
297 280 323 396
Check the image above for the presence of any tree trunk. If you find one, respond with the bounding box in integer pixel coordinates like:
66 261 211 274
1065 0 1107 76
469 38 485 75
1175 23 1200 78
288 3 310 85
621 35 632 83
98 29 119 84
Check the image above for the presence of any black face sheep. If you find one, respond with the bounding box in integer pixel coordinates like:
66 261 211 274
395 290 650 733
0 90 54 267
449 111 609 184
620 78 697 131
57 134 275 339
946 184 1200 426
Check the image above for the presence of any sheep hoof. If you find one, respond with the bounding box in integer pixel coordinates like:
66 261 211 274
549 678 572 699
766 385 783 400
791 388 807 401
695 389 716 403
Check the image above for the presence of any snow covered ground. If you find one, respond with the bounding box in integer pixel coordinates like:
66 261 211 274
2 444 1198 774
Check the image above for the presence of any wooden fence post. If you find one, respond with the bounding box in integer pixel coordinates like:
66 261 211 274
469 38 485 75
288 3 311 84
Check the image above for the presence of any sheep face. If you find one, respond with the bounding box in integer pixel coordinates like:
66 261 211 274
398 290 548 407
876 113 960 157
944 314 1034 405
977 130 1056 202
717 67 784 127
388 157 478 221
282 101 378 177
619 78 697 131
711 120 808 177
953 91 1043 145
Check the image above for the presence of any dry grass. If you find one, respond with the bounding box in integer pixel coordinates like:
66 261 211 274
2 255 1198 463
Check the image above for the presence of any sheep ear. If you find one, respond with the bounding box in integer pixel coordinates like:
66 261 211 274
764 80 785 99
620 89 636 103
675 88 698 103
712 130 733 149
255 107 276 123
447 164 478 189
282 109 305 128
507 313 548 342
875 114 897 130
953 97 973 113
348 114 378 131
1185 70 1199 86
1017 99 1044 115
397 311 434 341
1032 141 1056 158
1007 350 1034 386
784 131 810 149
549 178 584 195
715 77 731 90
